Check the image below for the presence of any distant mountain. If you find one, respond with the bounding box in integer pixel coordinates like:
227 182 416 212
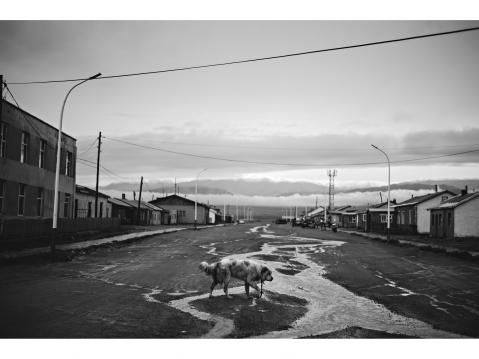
100 178 478 197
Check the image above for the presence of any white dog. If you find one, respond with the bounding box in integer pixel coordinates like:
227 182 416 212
199 258 273 298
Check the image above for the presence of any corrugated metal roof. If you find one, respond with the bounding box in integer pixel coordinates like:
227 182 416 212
108 198 134 208
76 185 110 199
430 192 479 210
143 202 165 212
394 191 454 208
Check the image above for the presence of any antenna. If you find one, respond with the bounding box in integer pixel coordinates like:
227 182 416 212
327 169 337 210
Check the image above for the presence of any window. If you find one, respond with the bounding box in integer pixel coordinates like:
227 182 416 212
39 139 46 168
380 214 393 223
0 180 5 213
0 122 7 158
99 202 103 218
75 199 79 218
36 188 44 216
64 193 71 218
20 132 29 163
441 195 449 202
362 214 367 222
18 184 26 216
87 201 92 218
447 212 452 226
351 216 356 223
66 151 73 176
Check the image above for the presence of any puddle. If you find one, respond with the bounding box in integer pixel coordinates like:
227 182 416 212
167 230 465 338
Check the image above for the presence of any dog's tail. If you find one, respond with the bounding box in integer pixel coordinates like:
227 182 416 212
199 261 216 275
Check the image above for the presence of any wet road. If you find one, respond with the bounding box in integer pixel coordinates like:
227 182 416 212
1 222 478 338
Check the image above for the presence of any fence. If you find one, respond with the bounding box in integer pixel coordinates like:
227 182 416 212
0 217 121 242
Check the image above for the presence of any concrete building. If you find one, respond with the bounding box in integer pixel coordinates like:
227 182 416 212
393 190 455 234
75 185 111 218
367 200 397 234
429 189 479 239
0 99 76 219
150 194 210 224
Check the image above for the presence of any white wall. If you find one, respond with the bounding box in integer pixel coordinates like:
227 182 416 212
75 192 111 218
209 209 216 224
454 198 479 237
417 194 453 233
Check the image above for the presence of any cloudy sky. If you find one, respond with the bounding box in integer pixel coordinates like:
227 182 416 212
1 20 479 187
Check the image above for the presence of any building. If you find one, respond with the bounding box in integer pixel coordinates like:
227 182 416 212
367 200 397 234
109 197 134 225
150 194 210 224
393 190 455 234
143 202 166 225
429 189 479 239
328 205 351 226
75 185 111 218
0 99 76 220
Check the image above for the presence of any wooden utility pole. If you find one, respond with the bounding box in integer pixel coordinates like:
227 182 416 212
137 176 143 225
95 131 102 217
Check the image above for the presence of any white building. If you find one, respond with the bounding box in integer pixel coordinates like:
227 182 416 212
75 185 111 218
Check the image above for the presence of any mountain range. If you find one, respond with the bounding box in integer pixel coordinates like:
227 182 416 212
100 178 478 197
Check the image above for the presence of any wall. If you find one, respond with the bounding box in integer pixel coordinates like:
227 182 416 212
0 217 120 241
75 192 111 218
454 198 479 237
0 100 76 218
417 194 453 234
159 204 207 224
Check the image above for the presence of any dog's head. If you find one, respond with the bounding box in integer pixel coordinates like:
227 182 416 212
261 266 273 282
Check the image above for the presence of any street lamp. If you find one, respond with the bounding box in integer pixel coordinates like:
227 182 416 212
195 168 208 230
52 73 101 252
371 144 391 241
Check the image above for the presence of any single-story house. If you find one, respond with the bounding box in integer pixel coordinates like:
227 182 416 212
429 189 479 239
393 190 455 234
109 197 135 225
143 202 167 225
367 200 397 234
328 205 351 227
149 194 210 225
75 185 111 218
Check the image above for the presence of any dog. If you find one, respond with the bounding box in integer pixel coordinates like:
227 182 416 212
199 258 273 299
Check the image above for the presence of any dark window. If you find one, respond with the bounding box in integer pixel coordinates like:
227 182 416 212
87 202 92 218
0 180 5 213
0 122 7 158
74 199 79 218
66 151 73 177
39 139 47 168
99 202 103 217
18 184 26 216
20 132 30 163
36 188 44 216
448 212 452 226
64 193 71 218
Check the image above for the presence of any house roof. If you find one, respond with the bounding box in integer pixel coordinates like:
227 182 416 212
143 202 165 212
117 198 152 210
76 185 110 199
108 197 134 208
430 192 479 210
393 190 455 208
150 194 211 209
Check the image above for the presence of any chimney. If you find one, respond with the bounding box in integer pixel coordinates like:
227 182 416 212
434 184 438 193
122 193 126 199
461 186 468 196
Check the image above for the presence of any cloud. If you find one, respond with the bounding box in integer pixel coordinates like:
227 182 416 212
75 127 479 186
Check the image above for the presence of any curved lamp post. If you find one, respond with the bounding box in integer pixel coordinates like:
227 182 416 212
52 73 101 252
195 168 208 229
371 144 391 240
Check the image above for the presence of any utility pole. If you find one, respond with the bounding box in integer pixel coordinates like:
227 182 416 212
94 131 102 218
327 169 337 210
137 176 143 225
223 198 226 223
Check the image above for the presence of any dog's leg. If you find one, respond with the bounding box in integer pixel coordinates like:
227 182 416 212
244 282 251 298
209 280 217 298
223 273 232 299
248 281 261 298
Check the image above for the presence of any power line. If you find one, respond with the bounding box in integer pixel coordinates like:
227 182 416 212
102 135 479 168
77 157 131 180
2 82 43 138
112 137 479 153
6 26 479 85
77 137 98 156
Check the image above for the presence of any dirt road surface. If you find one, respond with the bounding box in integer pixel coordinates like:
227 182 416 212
1 222 478 338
